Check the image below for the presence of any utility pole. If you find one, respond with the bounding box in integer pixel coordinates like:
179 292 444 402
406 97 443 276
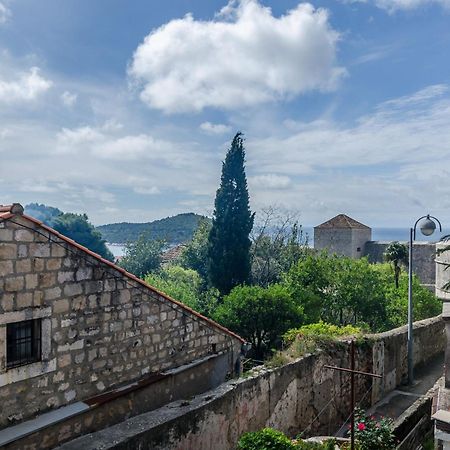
324 341 382 450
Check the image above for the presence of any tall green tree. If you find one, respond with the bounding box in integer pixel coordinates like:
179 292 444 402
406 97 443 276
384 241 408 289
207 132 254 295
53 213 114 261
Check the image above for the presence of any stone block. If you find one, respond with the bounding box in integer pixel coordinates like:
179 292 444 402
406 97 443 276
64 283 83 297
52 245 67 258
18 245 28 258
15 259 31 273
58 354 72 368
5 276 24 292
0 261 14 276
45 287 62 301
76 267 92 281
46 258 62 271
0 229 13 241
33 258 45 271
29 243 50 258
26 273 38 289
58 271 74 283
0 243 17 259
53 299 70 314
39 272 56 288
33 290 44 306
1 294 14 311
14 229 34 242
16 292 33 308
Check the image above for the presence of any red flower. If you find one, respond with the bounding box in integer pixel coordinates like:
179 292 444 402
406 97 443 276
357 423 366 431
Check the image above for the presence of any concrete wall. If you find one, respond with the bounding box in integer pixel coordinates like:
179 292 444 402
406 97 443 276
436 242 450 300
364 241 436 287
314 228 371 259
59 316 445 450
0 215 242 430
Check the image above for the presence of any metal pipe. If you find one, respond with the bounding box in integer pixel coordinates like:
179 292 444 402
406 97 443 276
407 227 414 385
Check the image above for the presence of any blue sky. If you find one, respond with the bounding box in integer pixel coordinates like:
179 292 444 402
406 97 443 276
0 0 449 230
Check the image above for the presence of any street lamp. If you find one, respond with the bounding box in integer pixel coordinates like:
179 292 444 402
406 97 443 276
408 214 442 384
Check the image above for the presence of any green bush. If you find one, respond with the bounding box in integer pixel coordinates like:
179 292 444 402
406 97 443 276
284 322 362 344
237 428 337 450
214 284 303 358
237 428 297 450
353 408 395 450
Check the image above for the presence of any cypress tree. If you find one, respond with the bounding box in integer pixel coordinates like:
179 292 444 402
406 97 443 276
207 132 254 296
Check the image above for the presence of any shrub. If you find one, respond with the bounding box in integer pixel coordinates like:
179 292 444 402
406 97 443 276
237 428 297 450
353 408 395 450
237 428 337 450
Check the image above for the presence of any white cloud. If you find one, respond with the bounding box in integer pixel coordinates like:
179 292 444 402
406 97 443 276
366 0 450 12
249 174 292 190
0 2 11 24
200 122 233 135
133 186 161 195
0 67 52 103
61 91 77 107
129 0 345 113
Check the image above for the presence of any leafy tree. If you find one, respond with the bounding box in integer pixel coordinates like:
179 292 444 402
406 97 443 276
24 203 62 226
384 241 408 289
284 255 388 331
251 207 309 287
53 213 114 261
214 284 303 358
180 219 211 286
207 132 254 295
145 265 219 316
119 233 164 278
372 264 441 328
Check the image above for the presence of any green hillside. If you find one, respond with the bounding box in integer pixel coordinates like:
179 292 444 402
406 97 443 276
96 213 210 244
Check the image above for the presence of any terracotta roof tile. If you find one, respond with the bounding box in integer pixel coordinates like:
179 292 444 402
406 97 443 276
315 214 370 230
0 205 244 343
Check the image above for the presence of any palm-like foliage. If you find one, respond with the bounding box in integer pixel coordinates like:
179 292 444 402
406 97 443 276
384 241 408 289
438 235 450 291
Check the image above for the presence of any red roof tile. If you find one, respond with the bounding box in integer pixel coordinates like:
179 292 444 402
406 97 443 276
315 214 370 230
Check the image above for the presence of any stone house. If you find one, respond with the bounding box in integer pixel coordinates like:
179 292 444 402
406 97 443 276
0 203 244 448
314 214 372 259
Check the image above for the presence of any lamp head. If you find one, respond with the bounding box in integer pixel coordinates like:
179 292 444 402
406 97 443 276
419 215 436 236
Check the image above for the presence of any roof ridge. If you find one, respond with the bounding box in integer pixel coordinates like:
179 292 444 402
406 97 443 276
315 214 370 229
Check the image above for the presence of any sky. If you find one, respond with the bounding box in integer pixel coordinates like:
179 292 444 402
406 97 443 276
0 0 449 229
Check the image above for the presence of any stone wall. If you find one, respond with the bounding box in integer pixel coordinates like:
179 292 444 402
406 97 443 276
364 241 436 286
314 228 371 259
0 214 242 430
59 316 445 450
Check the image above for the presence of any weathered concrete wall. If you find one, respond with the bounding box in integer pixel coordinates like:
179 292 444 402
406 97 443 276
59 316 445 450
314 228 371 259
364 241 436 286
3 353 232 450
0 215 242 430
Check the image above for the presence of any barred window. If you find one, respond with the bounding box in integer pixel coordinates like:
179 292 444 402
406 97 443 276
6 319 42 369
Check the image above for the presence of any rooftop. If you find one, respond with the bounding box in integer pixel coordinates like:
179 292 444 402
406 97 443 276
315 214 371 230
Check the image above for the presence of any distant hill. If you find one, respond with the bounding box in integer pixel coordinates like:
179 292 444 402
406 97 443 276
96 213 210 245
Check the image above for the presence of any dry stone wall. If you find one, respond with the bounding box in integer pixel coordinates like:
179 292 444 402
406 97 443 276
0 215 242 430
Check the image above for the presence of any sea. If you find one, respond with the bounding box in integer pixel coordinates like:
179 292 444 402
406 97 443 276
106 227 450 258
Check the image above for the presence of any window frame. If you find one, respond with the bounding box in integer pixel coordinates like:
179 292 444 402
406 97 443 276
6 319 42 369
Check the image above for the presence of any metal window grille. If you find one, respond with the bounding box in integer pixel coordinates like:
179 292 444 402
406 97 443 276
6 319 42 369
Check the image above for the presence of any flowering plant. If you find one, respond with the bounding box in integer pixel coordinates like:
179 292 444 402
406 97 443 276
353 408 395 450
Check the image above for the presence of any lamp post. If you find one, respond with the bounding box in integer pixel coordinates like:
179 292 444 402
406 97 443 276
408 214 442 385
